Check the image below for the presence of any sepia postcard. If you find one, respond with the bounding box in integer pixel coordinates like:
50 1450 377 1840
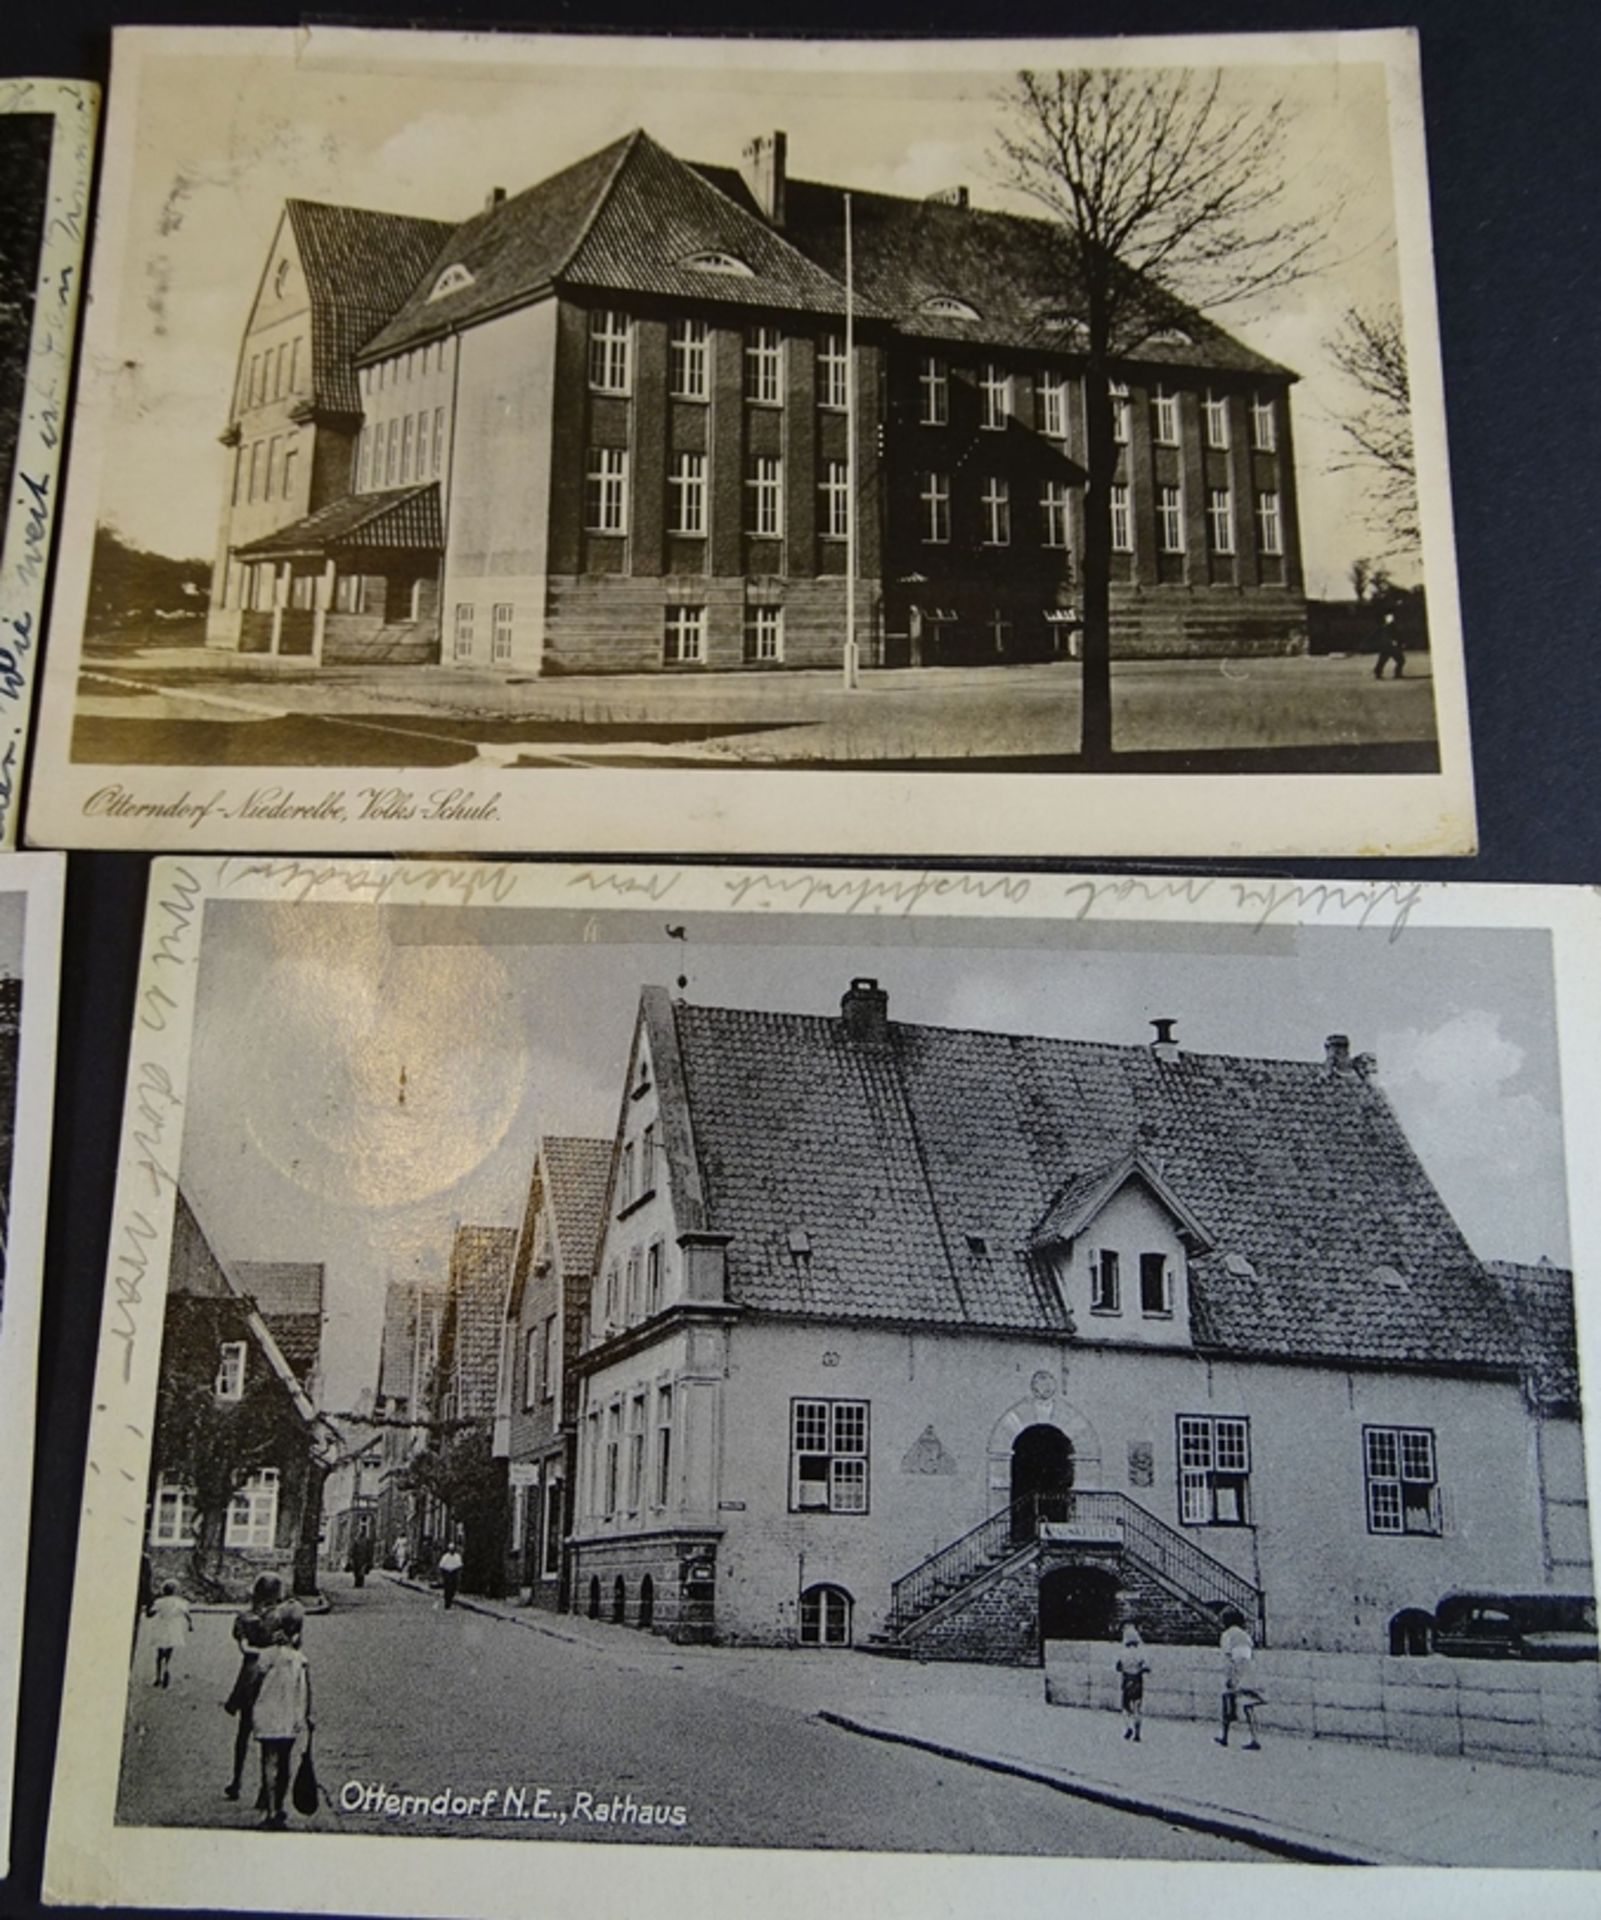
25 26 1473 858
44 858 1600 1920
0 853 64 1876
0 81 96 850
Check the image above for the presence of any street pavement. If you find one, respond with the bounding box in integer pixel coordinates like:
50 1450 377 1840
117 1574 1256 1859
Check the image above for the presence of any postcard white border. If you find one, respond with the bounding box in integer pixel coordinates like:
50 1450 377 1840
0 852 64 1875
44 858 1601 1916
24 26 1473 860
0 81 96 852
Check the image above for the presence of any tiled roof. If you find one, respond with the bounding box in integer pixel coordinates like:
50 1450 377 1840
233 483 441 559
697 166 1290 377
542 1136 612 1277
285 200 456 412
234 1260 324 1318
1485 1261 1581 1411
664 992 1520 1374
443 1225 518 1421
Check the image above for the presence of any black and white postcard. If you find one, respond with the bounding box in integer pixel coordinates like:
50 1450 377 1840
45 860 1598 1918
0 81 96 850
0 853 64 1875
26 28 1472 858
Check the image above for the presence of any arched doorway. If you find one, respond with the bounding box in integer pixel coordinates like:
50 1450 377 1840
612 1576 627 1624
1011 1424 1075 1540
1039 1565 1119 1642
638 1574 655 1630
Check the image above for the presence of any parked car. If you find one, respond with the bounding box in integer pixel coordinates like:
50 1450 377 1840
1431 1591 1598 1662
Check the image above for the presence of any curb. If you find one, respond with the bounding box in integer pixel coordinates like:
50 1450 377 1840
816 1711 1408 1868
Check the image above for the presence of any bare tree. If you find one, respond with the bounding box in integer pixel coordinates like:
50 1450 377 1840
1329 302 1418 552
996 70 1323 762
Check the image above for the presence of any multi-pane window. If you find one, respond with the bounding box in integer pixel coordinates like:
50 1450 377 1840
452 603 475 661
655 1385 674 1506
919 471 950 545
799 1584 853 1647
1152 387 1180 444
645 1240 663 1312
1251 393 1277 451
619 1142 636 1208
746 326 783 405
1256 490 1283 556
401 413 415 482
980 476 1011 546
1178 1416 1251 1526
1110 483 1133 552
817 332 848 410
432 407 446 477
588 309 631 393
640 1120 656 1192
980 362 1011 430
745 606 784 663
523 1325 540 1410
225 1468 280 1549
1109 380 1131 444
1038 372 1068 440
1139 1252 1171 1316
746 455 783 536
1365 1426 1442 1535
819 460 849 540
282 446 299 502
627 1395 647 1510
918 355 949 426
1041 482 1070 550
602 1260 619 1327
603 1406 620 1517
215 1340 247 1400
663 605 706 665
585 448 628 534
1090 1249 1120 1313
540 1311 556 1400
1207 488 1235 554
150 1475 197 1547
668 453 707 536
790 1398 870 1513
385 418 400 486
1204 392 1231 449
1158 484 1185 553
669 319 709 400
491 602 514 663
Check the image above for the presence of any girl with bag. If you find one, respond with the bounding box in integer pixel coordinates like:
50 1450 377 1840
252 1623 313 1830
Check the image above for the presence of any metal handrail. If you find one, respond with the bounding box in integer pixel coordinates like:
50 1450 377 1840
890 1492 1041 1630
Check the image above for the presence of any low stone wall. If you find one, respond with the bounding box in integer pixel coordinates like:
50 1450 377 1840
1044 1640 1601 1774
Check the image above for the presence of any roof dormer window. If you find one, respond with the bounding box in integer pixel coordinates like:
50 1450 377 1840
681 251 755 278
920 294 981 321
428 263 475 302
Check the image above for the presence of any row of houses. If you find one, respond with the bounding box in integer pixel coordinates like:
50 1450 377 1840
202 126 1308 674
345 978 1589 1664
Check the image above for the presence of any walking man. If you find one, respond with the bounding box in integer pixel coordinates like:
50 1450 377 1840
1215 1609 1264 1750
1373 607 1406 679
438 1540 464 1609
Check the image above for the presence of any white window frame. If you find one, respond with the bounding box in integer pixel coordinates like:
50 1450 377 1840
980 476 1011 547
799 1583 853 1647
1158 484 1185 554
919 471 950 545
215 1340 247 1401
150 1474 198 1547
663 605 706 665
645 1240 664 1312
225 1467 280 1550
1152 386 1181 445
819 460 849 540
522 1325 540 1411
745 326 783 406
1139 1251 1172 1317
1109 483 1133 553
1256 490 1283 557
540 1311 557 1401
1365 1426 1442 1536
1038 371 1068 440
432 407 446 478
1251 393 1277 452
745 605 784 664
668 452 707 536
588 309 632 394
640 1120 656 1193
491 602 514 664
980 362 1011 431
918 355 949 426
585 448 629 535
1177 1415 1251 1527
1109 380 1131 445
817 332 848 411
626 1395 647 1512
1207 488 1235 555
452 603 475 661
654 1385 674 1508
746 455 783 537
669 319 709 401
1090 1248 1120 1314
790 1398 870 1514
1041 482 1070 551
1204 391 1231 450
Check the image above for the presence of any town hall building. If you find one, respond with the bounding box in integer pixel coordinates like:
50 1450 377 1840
563 979 1587 1659
204 128 1307 674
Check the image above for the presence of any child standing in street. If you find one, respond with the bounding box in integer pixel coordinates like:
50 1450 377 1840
1116 1624 1150 1741
252 1623 311 1829
147 1581 191 1689
1216 1610 1264 1750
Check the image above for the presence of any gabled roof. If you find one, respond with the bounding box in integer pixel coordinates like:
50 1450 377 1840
283 200 456 414
655 988 1520 1374
441 1223 518 1421
234 1260 324 1387
233 483 441 560
361 131 865 362
1033 1150 1215 1253
696 167 1291 377
1484 1260 1582 1412
542 1135 612 1277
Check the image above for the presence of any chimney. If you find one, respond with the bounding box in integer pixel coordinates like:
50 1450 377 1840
741 130 788 227
841 977 888 1044
1325 1033 1352 1073
1149 1017 1179 1065
1353 1052 1379 1082
484 186 506 212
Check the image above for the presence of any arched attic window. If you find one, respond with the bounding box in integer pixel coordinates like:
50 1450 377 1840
427 263 475 302
680 250 756 278
919 294 982 321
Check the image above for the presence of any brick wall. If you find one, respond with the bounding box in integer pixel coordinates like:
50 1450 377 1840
544 574 875 674
569 1531 719 1644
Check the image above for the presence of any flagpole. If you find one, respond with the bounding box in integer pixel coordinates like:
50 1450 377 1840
843 190 858 691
